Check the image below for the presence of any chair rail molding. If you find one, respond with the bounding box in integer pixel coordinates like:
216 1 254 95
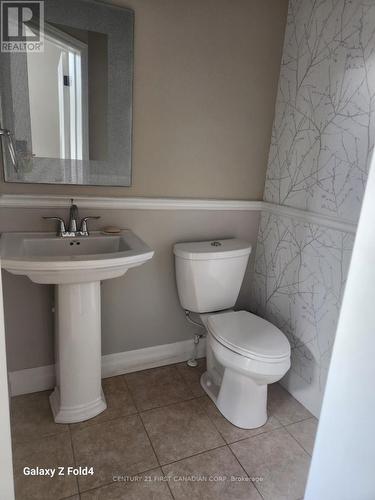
261 202 357 234
0 194 262 211
0 195 357 233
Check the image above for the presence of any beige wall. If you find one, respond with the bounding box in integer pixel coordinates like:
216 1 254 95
0 0 287 199
1 0 288 371
2 208 260 371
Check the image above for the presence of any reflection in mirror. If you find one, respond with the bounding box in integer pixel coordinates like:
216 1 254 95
0 0 133 186
27 23 108 162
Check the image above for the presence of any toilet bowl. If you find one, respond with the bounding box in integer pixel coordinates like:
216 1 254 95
201 310 290 429
173 238 291 429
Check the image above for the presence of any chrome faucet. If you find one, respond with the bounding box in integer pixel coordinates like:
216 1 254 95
68 203 79 233
79 216 100 236
43 200 100 237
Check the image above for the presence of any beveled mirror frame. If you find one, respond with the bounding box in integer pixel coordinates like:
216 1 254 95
0 0 134 186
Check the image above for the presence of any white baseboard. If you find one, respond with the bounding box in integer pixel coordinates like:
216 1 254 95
101 338 206 378
8 364 56 397
8 338 206 397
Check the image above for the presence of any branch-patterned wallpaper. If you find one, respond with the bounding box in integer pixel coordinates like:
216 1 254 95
253 212 354 414
253 0 375 415
264 0 375 222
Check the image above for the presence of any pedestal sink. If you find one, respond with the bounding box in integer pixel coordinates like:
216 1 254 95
1 231 154 423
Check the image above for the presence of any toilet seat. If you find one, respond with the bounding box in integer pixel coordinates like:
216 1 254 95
207 310 290 362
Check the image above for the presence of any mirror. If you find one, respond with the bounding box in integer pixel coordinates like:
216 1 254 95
0 0 134 186
27 23 108 162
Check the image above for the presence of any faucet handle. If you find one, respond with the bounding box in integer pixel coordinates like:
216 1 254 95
80 216 100 235
43 216 66 236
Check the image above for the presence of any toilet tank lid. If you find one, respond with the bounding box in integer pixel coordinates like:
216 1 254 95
173 239 251 260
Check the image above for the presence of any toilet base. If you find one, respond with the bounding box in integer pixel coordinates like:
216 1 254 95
201 370 268 429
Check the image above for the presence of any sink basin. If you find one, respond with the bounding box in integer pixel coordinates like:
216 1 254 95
1 230 154 283
1 230 154 423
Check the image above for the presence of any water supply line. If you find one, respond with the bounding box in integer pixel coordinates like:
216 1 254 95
185 310 206 367
0 127 19 173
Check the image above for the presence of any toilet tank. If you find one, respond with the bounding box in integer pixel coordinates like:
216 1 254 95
174 239 251 313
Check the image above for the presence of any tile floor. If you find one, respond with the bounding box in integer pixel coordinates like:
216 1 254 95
10 359 318 500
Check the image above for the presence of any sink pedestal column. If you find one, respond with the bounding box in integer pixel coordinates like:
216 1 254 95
49 281 107 423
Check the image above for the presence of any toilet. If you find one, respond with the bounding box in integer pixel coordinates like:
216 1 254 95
174 238 291 429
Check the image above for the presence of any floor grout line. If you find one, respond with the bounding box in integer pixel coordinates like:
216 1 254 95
197 395 289 447
123 364 197 411
227 445 266 500
121 375 139 410
73 413 164 495
138 410 162 468
137 394 202 414
278 414 316 426
126 370 194 407
194 397 228 442
68 408 140 431
68 411 139 434
10 428 70 447
223 424 284 446
76 466 166 497
60 493 81 500
160 443 228 468
68 425 81 497
11 364 315 500
160 444 231 500
282 423 314 457
165 479 176 499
